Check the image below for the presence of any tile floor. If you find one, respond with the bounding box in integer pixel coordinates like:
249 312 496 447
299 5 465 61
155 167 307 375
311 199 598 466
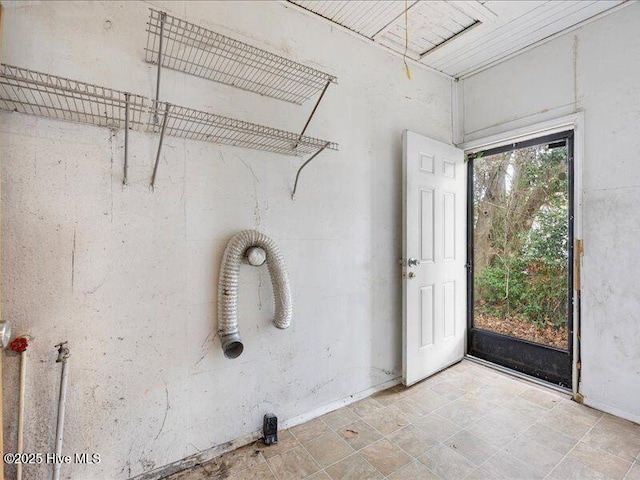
165 360 640 480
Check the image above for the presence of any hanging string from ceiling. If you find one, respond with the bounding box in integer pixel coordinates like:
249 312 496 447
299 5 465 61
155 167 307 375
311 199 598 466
404 0 412 80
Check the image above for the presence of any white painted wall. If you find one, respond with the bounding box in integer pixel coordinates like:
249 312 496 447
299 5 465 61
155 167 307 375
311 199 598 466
462 3 640 423
0 1 452 478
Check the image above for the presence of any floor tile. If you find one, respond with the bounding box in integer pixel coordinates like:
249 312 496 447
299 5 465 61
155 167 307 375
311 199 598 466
388 424 438 457
386 460 439 480
461 390 505 412
546 456 609 480
466 409 535 447
429 380 466 401
471 383 518 406
521 422 578 456
291 418 331 444
347 398 384 418
406 388 452 413
445 430 499 465
625 462 640 480
227 462 275 480
599 414 640 439
324 453 382 480
418 444 476 480
537 407 596 439
256 430 300 459
321 408 360 431
464 467 499 479
304 431 355 468
360 406 409 436
371 385 407 407
565 441 632 479
486 375 530 396
162 361 640 480
555 400 604 424
303 471 331 480
583 425 640 462
500 395 553 419
409 374 446 393
337 420 383 451
435 396 488 428
198 444 265 478
165 466 209 480
359 439 412 476
389 397 430 423
450 373 489 392
503 435 564 475
481 450 544 480
518 387 565 409
266 446 321 480
413 413 461 443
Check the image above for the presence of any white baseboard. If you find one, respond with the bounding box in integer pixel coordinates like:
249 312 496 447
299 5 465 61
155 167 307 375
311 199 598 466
582 397 640 425
131 376 402 480
281 376 402 430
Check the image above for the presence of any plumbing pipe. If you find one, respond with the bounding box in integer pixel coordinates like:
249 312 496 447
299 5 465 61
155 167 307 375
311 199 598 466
52 342 70 480
218 230 292 359
0 321 12 480
9 336 29 480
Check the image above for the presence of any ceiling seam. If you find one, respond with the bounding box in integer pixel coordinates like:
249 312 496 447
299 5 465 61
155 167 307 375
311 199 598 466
282 0 455 80
371 0 419 39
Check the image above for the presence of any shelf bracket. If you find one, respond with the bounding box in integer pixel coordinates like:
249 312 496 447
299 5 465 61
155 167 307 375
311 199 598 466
291 142 330 200
123 93 130 185
294 80 331 150
154 11 166 125
151 103 171 190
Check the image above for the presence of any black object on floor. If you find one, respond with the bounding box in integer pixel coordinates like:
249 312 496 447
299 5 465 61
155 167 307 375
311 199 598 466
263 413 278 445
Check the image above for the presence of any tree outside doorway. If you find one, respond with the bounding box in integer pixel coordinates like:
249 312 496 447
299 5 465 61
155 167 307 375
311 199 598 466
472 143 569 349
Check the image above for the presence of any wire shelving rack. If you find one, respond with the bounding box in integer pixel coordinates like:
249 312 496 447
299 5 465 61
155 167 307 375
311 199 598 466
0 64 148 130
0 63 337 190
144 9 337 105
144 9 339 197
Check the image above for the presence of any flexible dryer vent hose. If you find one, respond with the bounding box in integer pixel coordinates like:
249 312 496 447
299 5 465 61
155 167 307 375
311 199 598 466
218 230 292 359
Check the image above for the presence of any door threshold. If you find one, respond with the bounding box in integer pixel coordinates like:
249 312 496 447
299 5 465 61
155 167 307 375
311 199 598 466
465 355 572 395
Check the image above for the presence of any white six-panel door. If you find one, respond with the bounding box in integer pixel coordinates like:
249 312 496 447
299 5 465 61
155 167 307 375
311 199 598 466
402 130 466 386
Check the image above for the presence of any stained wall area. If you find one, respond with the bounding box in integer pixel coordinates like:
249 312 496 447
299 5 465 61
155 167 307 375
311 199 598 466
462 3 640 424
0 1 452 478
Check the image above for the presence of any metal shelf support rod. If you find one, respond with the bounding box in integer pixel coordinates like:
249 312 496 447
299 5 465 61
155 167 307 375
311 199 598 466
291 142 330 200
294 80 331 150
154 11 166 124
123 93 130 186
151 103 170 190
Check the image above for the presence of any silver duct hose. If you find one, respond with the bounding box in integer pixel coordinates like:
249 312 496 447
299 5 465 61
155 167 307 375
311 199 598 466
218 230 292 359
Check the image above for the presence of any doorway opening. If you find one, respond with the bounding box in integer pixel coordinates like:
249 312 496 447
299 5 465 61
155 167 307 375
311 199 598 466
466 130 574 388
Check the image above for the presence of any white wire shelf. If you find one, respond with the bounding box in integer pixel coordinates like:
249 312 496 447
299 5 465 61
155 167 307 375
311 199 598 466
149 102 336 157
0 63 337 156
0 63 339 192
144 9 337 105
0 64 148 131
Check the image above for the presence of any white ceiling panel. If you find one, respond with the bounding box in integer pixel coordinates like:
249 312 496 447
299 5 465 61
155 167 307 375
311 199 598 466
286 0 626 78
289 1 417 38
373 1 489 60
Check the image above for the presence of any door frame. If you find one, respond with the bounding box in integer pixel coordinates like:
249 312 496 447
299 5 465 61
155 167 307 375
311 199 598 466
459 112 584 396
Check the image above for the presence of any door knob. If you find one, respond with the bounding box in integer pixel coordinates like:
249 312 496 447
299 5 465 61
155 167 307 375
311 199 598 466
407 258 419 267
